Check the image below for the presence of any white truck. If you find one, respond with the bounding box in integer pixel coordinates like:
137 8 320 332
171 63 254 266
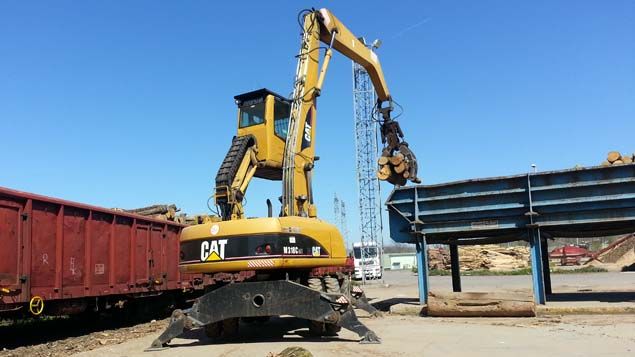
352 241 382 280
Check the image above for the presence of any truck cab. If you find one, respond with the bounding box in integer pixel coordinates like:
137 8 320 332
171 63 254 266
352 241 382 280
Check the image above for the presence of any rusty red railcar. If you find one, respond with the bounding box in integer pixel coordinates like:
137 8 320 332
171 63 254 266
0 186 205 317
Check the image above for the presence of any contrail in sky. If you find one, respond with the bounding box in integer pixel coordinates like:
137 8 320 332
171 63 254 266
391 17 430 39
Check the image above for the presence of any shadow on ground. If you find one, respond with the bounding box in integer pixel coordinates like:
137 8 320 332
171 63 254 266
371 297 420 312
547 291 635 303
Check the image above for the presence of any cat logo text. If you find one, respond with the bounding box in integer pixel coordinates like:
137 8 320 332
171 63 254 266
200 239 228 262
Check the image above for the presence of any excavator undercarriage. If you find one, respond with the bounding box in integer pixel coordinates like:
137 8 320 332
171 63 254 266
148 276 381 350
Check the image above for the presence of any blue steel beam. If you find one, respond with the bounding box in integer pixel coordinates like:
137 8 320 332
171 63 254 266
386 164 635 244
415 235 429 304
529 228 546 304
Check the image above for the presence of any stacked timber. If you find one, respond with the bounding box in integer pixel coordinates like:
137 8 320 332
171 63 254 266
601 151 635 166
458 245 530 271
428 247 451 270
115 204 221 225
124 204 179 221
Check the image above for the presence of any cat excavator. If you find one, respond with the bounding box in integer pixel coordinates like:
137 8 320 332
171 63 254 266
149 8 419 349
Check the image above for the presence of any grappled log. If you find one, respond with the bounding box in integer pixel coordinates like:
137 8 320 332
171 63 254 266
394 162 407 174
389 153 404 166
427 292 535 317
377 156 389 166
377 165 392 180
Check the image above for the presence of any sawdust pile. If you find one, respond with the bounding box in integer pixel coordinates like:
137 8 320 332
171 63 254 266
586 234 635 271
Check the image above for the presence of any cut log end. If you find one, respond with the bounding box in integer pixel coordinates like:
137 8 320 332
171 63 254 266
389 153 405 166
377 156 389 166
607 151 622 163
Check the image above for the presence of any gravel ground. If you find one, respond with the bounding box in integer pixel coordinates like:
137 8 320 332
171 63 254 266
1 270 634 357
74 315 635 357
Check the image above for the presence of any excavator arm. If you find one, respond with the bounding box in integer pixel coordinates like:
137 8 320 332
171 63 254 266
281 8 419 217
214 8 419 221
316 9 419 186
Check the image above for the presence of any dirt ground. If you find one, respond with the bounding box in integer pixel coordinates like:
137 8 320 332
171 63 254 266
73 315 635 357
2 270 635 357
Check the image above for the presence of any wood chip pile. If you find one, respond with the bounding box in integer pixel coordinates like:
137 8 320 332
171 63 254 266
586 233 635 266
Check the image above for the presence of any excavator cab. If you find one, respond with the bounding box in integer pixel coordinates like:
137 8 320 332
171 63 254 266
234 88 291 179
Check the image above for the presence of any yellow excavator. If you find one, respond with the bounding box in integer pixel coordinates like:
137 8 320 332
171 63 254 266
149 8 418 349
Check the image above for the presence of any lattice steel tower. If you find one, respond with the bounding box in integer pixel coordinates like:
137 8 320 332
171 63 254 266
352 51 384 280
333 193 350 249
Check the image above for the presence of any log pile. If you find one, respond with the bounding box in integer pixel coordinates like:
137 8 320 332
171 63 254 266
125 204 179 221
428 247 451 270
601 151 635 166
457 245 530 271
119 204 221 225
425 245 530 271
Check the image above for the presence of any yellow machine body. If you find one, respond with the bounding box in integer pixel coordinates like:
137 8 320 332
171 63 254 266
179 217 347 274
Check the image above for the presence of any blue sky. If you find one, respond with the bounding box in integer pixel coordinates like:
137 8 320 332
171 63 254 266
1 1 634 246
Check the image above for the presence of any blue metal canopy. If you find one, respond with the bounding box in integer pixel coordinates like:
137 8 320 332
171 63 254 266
385 163 635 305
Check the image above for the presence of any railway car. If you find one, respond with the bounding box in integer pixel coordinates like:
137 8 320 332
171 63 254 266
0 186 207 318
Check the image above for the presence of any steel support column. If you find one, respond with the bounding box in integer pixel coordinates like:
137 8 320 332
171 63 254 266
415 235 429 304
529 228 546 304
449 244 461 292
540 237 552 295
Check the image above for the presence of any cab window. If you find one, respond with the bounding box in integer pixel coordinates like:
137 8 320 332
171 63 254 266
273 98 290 139
239 101 265 128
